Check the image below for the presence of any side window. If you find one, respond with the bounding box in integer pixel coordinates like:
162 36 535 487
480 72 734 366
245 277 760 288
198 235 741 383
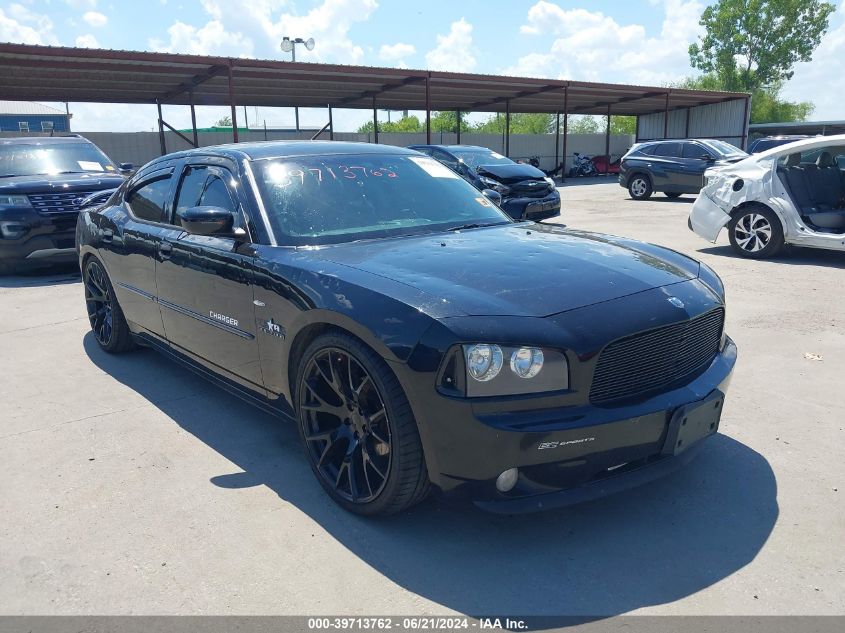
126 175 172 223
175 166 210 215
653 143 680 157
682 143 709 159
200 175 237 213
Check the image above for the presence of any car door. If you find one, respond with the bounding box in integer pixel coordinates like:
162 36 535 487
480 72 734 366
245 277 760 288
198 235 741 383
101 165 177 340
650 142 683 191
154 160 264 392
680 142 715 190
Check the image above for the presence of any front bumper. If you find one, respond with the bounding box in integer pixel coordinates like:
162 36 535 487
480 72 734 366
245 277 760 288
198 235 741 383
690 193 731 242
501 190 561 221
397 335 736 513
0 207 78 269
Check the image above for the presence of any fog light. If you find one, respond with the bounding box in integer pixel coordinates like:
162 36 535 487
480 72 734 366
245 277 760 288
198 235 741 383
0 221 28 239
495 467 519 493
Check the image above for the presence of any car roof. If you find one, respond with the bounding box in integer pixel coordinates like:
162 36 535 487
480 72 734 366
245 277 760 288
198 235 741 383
408 144 489 151
0 135 91 146
164 140 422 163
750 133 845 160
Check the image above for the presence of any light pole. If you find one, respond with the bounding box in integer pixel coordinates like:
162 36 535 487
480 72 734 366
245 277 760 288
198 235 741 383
281 36 315 132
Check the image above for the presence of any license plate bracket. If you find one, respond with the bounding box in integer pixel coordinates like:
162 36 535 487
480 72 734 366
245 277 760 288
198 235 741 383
661 390 724 456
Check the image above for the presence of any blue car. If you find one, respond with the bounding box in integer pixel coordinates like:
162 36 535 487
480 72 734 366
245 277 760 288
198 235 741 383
408 144 561 221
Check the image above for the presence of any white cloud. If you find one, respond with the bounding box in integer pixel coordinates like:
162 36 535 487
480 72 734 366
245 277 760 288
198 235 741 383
425 18 476 72
514 0 704 85
155 0 378 63
83 11 108 27
379 42 415 62
781 1 845 120
0 4 59 45
75 34 100 48
150 19 255 56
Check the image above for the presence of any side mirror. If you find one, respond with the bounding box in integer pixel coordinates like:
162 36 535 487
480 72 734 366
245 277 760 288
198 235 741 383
118 162 134 175
481 188 503 206
178 206 241 237
701 153 715 162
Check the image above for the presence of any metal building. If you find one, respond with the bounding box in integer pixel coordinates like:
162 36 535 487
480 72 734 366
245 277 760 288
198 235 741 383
0 100 71 133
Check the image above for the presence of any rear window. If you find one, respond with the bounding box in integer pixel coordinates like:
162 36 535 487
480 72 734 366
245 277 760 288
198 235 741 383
0 141 116 178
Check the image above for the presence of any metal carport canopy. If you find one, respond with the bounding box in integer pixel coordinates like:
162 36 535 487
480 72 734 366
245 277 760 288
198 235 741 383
0 43 747 116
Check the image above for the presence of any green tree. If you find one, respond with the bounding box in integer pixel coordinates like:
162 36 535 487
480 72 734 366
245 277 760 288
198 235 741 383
357 115 422 133
567 115 601 134
609 116 637 135
213 115 232 127
471 113 554 134
689 0 835 92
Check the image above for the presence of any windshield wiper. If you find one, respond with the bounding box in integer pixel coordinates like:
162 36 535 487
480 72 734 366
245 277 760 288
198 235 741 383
447 221 504 232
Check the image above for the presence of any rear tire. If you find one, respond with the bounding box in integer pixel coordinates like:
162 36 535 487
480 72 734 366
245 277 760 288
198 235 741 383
83 258 135 353
295 331 429 516
728 205 784 259
628 174 652 200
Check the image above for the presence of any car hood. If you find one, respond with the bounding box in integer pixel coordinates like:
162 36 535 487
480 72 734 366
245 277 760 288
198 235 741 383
475 163 546 184
0 172 124 194
305 223 700 318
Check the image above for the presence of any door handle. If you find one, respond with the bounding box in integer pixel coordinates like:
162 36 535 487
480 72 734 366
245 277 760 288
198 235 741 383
159 241 173 260
101 228 113 243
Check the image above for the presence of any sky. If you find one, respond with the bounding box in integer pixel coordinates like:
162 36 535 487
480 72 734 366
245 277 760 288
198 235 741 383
1 0 843 132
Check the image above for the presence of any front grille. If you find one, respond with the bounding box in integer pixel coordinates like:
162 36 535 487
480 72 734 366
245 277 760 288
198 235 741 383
509 180 553 198
27 191 96 215
589 308 724 404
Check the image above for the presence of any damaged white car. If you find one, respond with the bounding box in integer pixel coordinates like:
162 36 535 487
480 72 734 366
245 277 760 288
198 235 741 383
689 134 845 258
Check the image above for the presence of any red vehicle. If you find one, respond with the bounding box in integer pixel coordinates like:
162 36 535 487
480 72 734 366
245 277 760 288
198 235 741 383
590 154 621 175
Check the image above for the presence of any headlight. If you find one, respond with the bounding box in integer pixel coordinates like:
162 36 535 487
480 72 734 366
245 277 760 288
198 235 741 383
0 195 32 207
479 176 510 195
466 344 503 382
544 176 556 187
455 344 569 397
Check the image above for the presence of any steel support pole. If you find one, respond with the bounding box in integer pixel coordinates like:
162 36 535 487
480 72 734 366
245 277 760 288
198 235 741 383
425 74 431 144
156 100 166 155
228 62 238 143
605 104 611 175
328 104 334 140
741 96 751 150
554 111 560 174
685 107 691 139
372 96 378 144
189 89 198 148
562 86 569 181
663 91 670 139
456 110 461 144
505 100 511 157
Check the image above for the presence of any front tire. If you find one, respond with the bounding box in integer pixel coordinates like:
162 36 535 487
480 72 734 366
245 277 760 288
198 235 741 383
728 205 784 259
83 258 135 353
628 174 652 200
295 332 429 516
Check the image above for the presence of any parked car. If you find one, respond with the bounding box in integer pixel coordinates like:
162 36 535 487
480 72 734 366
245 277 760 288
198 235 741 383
407 144 560 221
689 134 845 258
0 135 130 274
747 135 812 154
78 141 735 515
620 139 748 200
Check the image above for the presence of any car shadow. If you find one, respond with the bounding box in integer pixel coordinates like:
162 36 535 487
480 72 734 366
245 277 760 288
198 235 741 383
83 333 778 620
557 175 618 188
644 195 695 203
698 245 845 269
0 263 80 288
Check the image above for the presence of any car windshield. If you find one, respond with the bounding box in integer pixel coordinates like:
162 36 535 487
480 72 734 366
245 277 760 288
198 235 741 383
254 153 512 246
0 142 117 178
449 148 515 168
702 140 747 158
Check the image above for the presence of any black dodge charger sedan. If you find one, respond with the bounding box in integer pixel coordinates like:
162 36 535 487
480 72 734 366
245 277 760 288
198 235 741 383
77 141 736 516
1 135 127 274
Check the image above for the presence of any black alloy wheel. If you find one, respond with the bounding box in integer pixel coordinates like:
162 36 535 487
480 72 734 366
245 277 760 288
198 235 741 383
83 258 134 352
296 333 429 515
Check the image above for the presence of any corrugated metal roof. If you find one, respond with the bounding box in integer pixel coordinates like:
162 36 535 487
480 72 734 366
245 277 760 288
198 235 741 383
0 100 66 116
0 43 749 116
